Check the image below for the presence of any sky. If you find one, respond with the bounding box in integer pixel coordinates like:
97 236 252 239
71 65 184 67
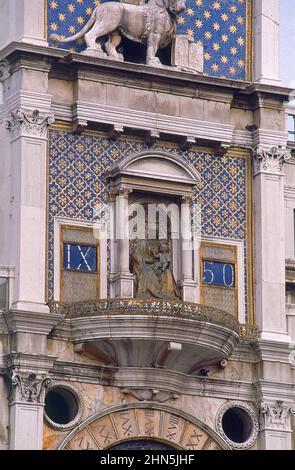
280 0 295 86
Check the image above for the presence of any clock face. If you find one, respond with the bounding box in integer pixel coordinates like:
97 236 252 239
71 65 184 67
63 243 97 273
202 260 235 288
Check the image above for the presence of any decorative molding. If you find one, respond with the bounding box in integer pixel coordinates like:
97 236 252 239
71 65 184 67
71 100 234 146
216 401 259 449
5 109 55 141
48 361 256 402
8 371 52 405
259 400 295 429
121 388 180 403
48 298 240 334
4 310 63 335
44 382 84 431
252 146 292 175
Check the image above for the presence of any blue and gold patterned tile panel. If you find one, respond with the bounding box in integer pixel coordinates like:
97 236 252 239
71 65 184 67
47 0 250 80
47 130 248 299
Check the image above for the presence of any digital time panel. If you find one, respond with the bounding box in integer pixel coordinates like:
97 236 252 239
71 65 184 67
63 244 97 273
202 260 235 288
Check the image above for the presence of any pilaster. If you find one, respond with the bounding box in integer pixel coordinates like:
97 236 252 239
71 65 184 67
253 0 281 85
4 108 54 313
252 145 291 342
6 353 56 450
0 0 47 50
258 400 295 450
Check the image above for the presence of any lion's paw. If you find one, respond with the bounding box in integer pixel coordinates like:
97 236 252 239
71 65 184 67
81 48 107 58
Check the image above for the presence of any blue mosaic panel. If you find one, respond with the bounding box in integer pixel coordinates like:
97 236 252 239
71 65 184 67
202 260 235 287
47 0 249 80
48 130 248 300
63 243 97 272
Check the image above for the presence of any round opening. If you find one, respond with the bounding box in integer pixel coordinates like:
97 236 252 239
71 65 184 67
45 387 79 425
221 407 253 444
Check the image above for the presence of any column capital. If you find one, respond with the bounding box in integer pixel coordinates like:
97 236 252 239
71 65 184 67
117 186 133 198
259 400 295 430
252 146 291 176
7 371 52 405
181 195 193 205
5 108 55 142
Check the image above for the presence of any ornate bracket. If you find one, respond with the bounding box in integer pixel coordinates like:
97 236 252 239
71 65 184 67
108 124 124 141
259 400 295 429
145 130 159 147
252 146 291 175
5 109 55 141
179 136 195 151
8 371 52 405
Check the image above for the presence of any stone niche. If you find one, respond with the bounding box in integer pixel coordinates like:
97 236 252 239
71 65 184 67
107 150 200 303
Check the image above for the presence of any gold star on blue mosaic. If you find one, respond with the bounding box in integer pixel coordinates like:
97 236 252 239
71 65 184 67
47 0 249 80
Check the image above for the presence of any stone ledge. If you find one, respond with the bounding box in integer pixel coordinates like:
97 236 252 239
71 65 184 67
0 42 292 100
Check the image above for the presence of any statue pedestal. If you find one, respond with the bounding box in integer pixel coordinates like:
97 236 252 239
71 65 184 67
110 272 134 298
179 279 198 304
172 35 204 74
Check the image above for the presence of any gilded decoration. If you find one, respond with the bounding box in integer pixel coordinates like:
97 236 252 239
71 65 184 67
47 0 250 80
48 130 248 303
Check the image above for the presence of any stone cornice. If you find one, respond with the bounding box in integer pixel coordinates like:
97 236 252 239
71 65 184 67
4 310 64 335
70 100 235 146
253 339 295 364
0 42 292 102
5 352 57 371
254 379 295 401
50 361 255 401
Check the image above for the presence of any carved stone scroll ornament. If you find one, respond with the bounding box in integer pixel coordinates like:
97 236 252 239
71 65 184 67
50 0 186 67
5 109 55 141
252 146 291 175
259 400 295 428
8 371 52 404
121 388 180 403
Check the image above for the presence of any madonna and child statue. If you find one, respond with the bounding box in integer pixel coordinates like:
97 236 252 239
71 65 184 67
130 238 180 300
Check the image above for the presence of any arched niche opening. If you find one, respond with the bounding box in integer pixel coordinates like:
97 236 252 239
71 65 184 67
106 151 200 303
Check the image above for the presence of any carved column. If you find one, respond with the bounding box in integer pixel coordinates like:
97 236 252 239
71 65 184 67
259 400 295 450
5 109 54 313
179 196 197 303
252 146 291 341
7 370 52 450
110 188 134 298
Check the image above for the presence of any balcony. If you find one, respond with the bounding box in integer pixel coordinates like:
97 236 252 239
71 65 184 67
49 298 258 374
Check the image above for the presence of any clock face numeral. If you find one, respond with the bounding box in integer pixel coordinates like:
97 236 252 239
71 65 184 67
63 244 97 273
203 260 235 288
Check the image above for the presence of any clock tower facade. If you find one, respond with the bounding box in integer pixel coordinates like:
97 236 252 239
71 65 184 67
0 0 295 451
